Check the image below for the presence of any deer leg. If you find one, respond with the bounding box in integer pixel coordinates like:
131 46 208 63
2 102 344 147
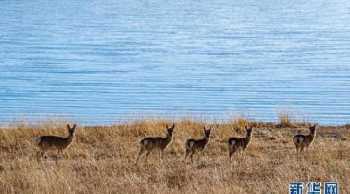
36 151 43 161
54 152 59 164
57 149 64 159
159 149 163 163
230 152 237 167
184 149 189 162
229 150 234 161
242 149 247 160
238 149 243 163
61 150 65 159
294 145 301 161
135 147 145 164
41 151 47 159
190 152 194 163
144 151 151 163
295 144 301 153
229 146 235 161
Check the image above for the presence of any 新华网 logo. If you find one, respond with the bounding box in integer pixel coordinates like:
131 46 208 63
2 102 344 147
289 181 338 194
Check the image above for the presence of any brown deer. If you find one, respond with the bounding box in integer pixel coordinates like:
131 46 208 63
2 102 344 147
135 123 175 164
293 124 317 152
184 126 212 163
228 126 253 160
33 124 77 159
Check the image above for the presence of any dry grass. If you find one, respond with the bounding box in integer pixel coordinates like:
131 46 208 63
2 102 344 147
0 118 349 194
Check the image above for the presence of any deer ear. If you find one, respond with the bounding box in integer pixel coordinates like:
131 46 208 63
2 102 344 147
171 123 175 129
72 124 77 129
67 124 71 129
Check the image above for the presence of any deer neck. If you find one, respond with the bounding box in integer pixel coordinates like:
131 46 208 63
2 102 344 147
203 135 210 144
245 131 252 145
309 129 316 140
165 133 172 143
66 132 74 142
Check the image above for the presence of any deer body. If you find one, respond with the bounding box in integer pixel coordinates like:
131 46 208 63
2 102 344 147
33 124 77 158
228 126 253 160
135 124 175 164
293 124 317 152
139 136 172 152
184 127 211 163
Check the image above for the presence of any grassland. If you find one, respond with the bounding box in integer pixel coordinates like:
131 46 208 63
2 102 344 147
0 118 349 194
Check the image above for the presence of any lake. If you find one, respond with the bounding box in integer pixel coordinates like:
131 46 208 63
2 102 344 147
1 0 350 125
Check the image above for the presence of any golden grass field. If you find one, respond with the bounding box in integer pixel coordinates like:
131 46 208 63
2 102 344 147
0 118 349 194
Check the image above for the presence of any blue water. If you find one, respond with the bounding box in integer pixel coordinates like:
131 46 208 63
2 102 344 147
1 0 350 125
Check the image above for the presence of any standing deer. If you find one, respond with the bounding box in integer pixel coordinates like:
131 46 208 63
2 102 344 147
228 126 253 160
135 123 175 164
33 124 77 159
184 126 212 163
293 124 317 152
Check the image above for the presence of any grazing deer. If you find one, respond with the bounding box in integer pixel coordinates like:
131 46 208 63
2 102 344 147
228 126 253 160
293 124 317 152
33 124 77 159
135 123 175 164
184 126 212 163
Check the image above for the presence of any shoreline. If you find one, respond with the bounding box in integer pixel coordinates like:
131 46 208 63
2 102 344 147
1 117 350 129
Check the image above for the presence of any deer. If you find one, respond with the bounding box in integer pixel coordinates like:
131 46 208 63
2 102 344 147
293 124 317 153
33 124 77 159
227 126 253 160
135 123 175 164
184 126 212 163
